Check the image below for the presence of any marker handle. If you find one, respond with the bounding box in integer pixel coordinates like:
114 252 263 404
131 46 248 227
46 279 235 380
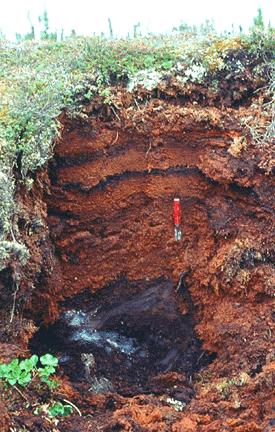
173 198 181 226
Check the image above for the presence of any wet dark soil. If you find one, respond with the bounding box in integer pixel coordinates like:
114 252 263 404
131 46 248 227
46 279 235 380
30 277 215 397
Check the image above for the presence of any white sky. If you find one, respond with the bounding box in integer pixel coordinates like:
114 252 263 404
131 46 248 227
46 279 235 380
0 0 274 39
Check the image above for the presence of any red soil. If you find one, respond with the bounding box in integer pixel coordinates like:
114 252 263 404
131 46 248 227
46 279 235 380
0 93 274 431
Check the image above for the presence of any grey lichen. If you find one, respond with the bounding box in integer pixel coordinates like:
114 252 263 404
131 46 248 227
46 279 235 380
0 139 29 271
128 68 164 91
0 163 14 240
0 240 29 271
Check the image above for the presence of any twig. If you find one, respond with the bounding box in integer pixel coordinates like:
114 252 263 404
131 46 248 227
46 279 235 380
176 271 189 292
110 106 121 122
110 131 119 145
196 351 206 365
10 226 16 242
62 398 82 416
145 141 152 157
134 97 141 111
253 84 268 94
10 281 19 323
14 385 29 402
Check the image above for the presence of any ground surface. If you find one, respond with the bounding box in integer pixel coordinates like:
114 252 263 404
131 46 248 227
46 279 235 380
0 33 274 431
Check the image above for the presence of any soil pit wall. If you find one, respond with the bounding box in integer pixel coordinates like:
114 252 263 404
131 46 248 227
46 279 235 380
35 106 273 350
35 105 272 340
24 100 274 430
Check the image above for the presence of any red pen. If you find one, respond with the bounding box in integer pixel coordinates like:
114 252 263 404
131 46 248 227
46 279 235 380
173 198 182 241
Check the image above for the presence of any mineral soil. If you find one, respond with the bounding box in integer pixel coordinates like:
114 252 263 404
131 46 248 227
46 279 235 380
0 86 274 431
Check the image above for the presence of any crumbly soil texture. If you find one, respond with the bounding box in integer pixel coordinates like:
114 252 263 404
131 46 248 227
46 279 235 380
0 79 274 432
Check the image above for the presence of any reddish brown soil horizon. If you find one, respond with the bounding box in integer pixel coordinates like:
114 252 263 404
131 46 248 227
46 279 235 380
0 87 274 431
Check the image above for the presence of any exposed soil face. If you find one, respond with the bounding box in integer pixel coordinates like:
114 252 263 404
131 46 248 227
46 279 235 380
0 92 274 431
34 105 273 319
31 277 214 397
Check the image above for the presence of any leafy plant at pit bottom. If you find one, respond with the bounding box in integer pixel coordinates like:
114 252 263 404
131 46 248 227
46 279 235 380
48 401 73 417
38 353 59 388
0 353 58 388
34 401 73 418
0 354 38 387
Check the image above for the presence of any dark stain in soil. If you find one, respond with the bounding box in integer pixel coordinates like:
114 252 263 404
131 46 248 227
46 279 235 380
30 277 215 398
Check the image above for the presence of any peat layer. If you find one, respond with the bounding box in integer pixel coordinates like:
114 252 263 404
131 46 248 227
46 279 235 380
0 90 274 431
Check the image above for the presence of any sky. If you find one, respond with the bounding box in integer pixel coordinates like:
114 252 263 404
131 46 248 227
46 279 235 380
0 0 274 39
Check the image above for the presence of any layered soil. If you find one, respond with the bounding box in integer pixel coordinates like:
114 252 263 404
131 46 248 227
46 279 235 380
0 89 274 431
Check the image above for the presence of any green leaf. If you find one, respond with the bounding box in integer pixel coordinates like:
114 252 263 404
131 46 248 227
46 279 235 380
19 355 38 372
48 402 73 417
7 377 17 385
63 405 73 416
18 371 31 386
40 354 58 367
161 60 173 70
29 354 39 367
0 364 9 378
38 365 56 377
19 360 29 371
7 364 21 383
9 359 19 368
48 402 64 417
46 378 59 389
40 376 51 385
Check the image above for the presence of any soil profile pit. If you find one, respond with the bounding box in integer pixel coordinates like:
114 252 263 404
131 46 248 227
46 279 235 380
24 106 274 429
31 277 215 397
27 115 223 402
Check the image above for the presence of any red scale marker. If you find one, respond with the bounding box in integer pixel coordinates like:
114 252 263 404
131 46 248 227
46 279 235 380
173 198 182 241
